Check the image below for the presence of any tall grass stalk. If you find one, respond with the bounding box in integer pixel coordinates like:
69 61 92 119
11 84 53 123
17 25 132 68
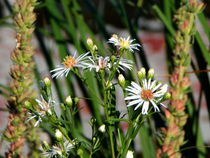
3 0 40 157
156 0 204 157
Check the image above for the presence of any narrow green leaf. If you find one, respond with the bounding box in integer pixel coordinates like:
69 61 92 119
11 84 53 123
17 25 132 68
139 124 156 158
195 32 210 65
153 5 176 36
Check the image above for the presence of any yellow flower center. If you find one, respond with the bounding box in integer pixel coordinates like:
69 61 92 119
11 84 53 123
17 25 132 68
63 56 76 69
119 39 130 48
141 89 153 100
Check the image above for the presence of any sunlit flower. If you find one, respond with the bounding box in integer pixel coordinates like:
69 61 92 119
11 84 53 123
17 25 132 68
50 52 90 78
108 35 141 52
27 96 55 127
125 79 168 114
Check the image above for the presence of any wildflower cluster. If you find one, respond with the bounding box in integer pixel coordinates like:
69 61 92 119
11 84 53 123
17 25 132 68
26 35 170 158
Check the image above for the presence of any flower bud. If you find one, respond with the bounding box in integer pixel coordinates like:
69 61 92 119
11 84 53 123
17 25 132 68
42 141 50 150
163 92 171 100
44 77 51 87
74 97 79 104
24 101 31 109
46 109 52 115
196 2 204 12
118 74 125 88
90 118 97 124
87 38 93 48
66 96 73 107
148 68 154 79
137 67 146 81
126 150 134 158
93 137 97 143
98 124 106 133
77 148 84 157
112 34 119 40
92 45 98 51
60 103 66 110
55 129 63 141
106 81 113 89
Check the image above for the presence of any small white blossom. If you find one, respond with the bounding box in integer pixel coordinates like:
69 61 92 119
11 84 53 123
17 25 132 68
126 150 134 158
125 78 168 115
55 129 63 140
98 124 106 133
51 52 90 78
109 35 141 52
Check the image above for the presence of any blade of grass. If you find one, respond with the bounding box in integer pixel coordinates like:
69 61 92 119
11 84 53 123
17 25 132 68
82 0 109 39
153 5 176 36
198 13 210 41
194 32 210 65
70 0 106 55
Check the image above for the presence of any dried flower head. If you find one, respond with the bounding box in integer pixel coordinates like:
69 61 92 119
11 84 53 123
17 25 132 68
87 56 133 72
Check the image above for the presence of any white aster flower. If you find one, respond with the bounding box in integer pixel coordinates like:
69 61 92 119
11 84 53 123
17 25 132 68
27 96 55 127
125 79 168 115
108 34 141 52
50 52 90 78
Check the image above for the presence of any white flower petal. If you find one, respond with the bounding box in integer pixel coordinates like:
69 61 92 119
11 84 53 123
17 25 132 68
127 99 142 107
125 95 140 101
142 101 149 115
150 100 160 112
131 82 142 91
152 83 162 92
134 100 144 110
